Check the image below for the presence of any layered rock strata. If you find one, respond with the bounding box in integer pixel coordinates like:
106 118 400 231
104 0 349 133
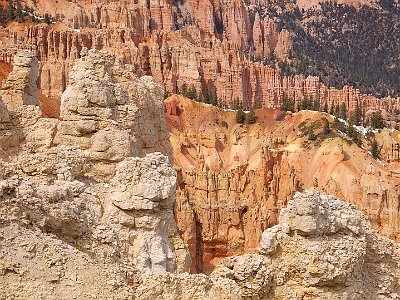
0 49 189 299
135 190 400 299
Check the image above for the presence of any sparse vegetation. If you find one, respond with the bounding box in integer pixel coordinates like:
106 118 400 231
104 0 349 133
280 93 295 112
0 0 37 25
247 108 256 124
236 108 246 124
370 111 385 129
371 139 381 159
250 0 400 98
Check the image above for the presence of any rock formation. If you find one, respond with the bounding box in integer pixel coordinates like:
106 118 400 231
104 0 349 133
167 95 400 273
135 190 400 299
0 49 189 299
1 37 400 300
1 0 398 120
0 50 39 109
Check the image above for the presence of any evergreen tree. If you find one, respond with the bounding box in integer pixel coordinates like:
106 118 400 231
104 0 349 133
335 105 340 117
322 118 330 135
371 139 381 159
186 85 197 100
0 7 4 24
44 13 51 24
203 91 211 104
348 125 362 147
323 101 329 113
15 0 22 21
179 83 188 97
370 111 385 129
329 102 335 116
247 107 256 124
339 102 347 120
232 97 242 110
313 97 320 111
7 0 14 20
210 96 218 107
236 108 246 124
280 93 295 112
349 103 363 126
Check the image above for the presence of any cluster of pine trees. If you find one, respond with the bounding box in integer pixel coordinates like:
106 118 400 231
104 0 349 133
175 84 258 125
280 93 387 159
280 94 386 130
0 0 50 25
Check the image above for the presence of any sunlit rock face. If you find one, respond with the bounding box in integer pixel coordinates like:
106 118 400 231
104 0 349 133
0 49 189 299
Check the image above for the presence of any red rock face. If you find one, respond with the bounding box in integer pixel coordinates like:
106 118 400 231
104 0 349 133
166 95 400 273
1 0 398 118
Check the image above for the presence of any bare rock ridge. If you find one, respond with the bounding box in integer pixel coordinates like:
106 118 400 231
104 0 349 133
135 190 400 299
0 49 189 299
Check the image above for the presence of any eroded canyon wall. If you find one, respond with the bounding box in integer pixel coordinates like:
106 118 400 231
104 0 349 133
0 0 398 118
167 95 400 273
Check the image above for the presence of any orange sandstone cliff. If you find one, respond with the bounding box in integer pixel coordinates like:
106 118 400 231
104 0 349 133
166 95 400 273
0 0 398 118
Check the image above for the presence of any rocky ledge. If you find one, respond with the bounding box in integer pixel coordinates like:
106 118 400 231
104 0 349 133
137 190 400 299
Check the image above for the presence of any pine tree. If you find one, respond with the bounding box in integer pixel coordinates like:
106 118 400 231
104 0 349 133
233 97 240 110
179 83 188 97
247 108 256 124
330 103 335 116
370 111 385 129
280 93 295 112
44 13 51 24
322 118 330 135
340 102 347 120
15 0 22 21
323 102 329 113
210 96 218 107
349 103 363 126
7 0 14 20
186 85 197 100
335 105 340 117
236 109 246 124
371 139 381 159
348 125 362 147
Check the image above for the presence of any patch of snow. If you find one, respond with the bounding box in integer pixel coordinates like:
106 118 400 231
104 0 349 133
353 125 370 138
367 151 387 166
337 130 347 138
22 9 46 21
377 159 386 167
337 118 348 126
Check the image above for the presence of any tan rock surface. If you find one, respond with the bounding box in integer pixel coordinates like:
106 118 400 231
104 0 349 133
0 50 189 299
136 190 400 299
0 50 39 109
